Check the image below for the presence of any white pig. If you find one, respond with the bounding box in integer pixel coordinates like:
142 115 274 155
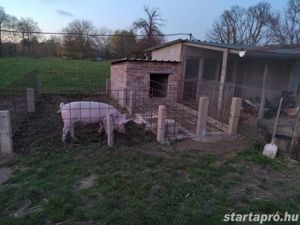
58 101 128 143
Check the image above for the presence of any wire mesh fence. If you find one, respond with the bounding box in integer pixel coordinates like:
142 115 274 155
178 79 231 124
0 74 37 136
1 67 240 154
0 57 114 152
0 56 247 153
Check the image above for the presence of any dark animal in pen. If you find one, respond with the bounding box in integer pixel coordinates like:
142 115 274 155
58 101 130 143
242 91 297 119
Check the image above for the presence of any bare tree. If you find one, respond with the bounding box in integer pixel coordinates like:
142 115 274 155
0 6 10 56
93 27 112 59
6 16 19 41
17 17 40 54
4 16 20 55
282 0 300 44
207 6 246 44
62 19 96 59
40 35 61 57
207 2 277 45
244 2 275 45
109 30 136 59
133 6 165 50
266 13 286 44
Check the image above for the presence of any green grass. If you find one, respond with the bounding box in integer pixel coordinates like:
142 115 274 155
0 57 110 93
0 144 299 225
233 143 287 170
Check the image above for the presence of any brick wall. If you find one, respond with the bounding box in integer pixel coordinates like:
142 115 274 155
110 60 180 109
110 62 127 105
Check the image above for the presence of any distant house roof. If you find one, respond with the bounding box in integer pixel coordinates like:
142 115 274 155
146 39 300 60
111 58 180 65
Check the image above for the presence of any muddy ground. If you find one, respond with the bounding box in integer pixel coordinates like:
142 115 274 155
11 94 155 153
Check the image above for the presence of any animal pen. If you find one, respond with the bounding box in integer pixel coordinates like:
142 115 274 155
0 58 243 155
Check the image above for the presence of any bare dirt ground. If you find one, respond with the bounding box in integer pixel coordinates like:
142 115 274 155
12 94 129 153
0 154 14 184
0 94 27 134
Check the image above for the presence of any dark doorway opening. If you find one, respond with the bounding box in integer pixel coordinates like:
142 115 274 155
149 74 169 97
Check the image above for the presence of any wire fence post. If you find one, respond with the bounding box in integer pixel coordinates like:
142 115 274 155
106 78 110 95
107 113 114 147
196 97 209 137
26 88 35 113
227 97 242 135
157 105 166 144
128 91 135 115
0 110 13 154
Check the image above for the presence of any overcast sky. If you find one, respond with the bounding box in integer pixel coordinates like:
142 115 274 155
0 0 288 41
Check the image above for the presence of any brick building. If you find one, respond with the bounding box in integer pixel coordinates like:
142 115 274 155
110 59 180 108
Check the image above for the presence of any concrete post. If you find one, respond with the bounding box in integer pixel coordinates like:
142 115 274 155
196 97 209 137
36 76 42 94
227 97 242 135
290 124 300 160
120 88 127 107
26 88 35 113
218 49 229 111
157 105 166 144
106 78 110 95
128 91 135 115
0 110 13 154
195 58 205 102
258 62 269 120
106 113 114 147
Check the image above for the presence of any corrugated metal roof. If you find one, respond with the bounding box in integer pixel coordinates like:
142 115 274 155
262 48 300 55
190 40 253 50
111 58 180 64
146 39 300 60
246 45 300 59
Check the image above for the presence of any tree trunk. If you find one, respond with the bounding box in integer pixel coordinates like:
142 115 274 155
0 23 2 57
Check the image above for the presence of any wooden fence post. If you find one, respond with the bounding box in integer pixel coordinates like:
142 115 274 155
128 91 135 115
107 113 114 147
157 105 166 144
26 88 35 113
227 97 242 135
196 97 209 137
0 110 13 154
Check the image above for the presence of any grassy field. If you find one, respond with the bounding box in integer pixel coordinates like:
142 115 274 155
0 57 110 93
0 141 300 225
